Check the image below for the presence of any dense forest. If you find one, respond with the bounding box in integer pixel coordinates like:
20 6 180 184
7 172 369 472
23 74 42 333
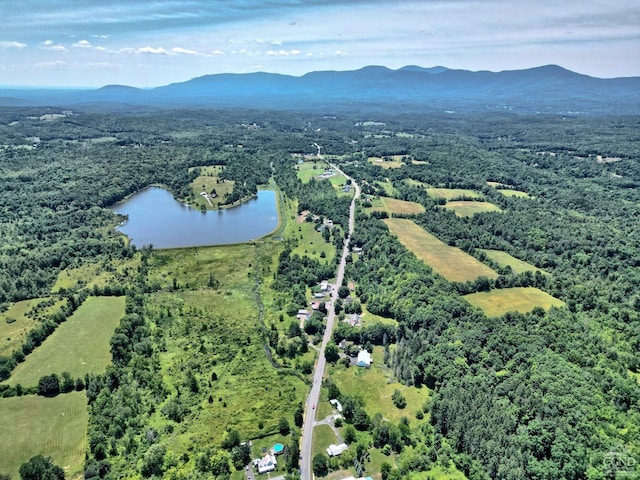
0 107 638 479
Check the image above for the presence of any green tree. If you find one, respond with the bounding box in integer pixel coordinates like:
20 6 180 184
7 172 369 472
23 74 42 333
231 444 251 470
325 342 339 363
312 453 329 477
279 417 291 435
140 444 166 478
19 456 65 480
37 374 60 397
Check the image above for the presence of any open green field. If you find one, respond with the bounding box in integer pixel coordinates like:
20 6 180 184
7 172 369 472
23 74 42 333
479 249 546 274
498 189 531 198
361 305 397 327
52 257 140 293
375 180 397 196
403 178 428 188
0 297 66 357
0 392 87 480
5 296 125 387
370 196 425 215
187 164 235 209
296 162 330 183
426 188 483 201
145 244 308 448
330 347 429 425
290 219 337 263
443 200 502 217
384 219 498 282
313 423 339 458
464 287 565 317
368 156 404 169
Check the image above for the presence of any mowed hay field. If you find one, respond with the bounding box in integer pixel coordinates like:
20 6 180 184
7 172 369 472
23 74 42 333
479 249 546 274
384 218 498 282
443 200 502 217
6 296 125 387
464 287 565 317
426 187 483 201
189 165 235 209
296 162 329 183
368 156 404 169
371 196 426 215
0 392 87 480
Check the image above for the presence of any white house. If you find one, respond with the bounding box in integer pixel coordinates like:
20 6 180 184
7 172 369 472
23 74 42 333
329 398 343 413
255 454 277 474
320 280 329 291
356 349 372 368
326 443 349 457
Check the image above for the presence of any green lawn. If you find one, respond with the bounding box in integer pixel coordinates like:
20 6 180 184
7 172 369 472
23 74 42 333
497 189 531 198
464 287 565 317
297 162 329 183
0 392 87 480
313 424 338 458
330 347 429 425
5 296 125 387
290 219 337 263
426 188 483 201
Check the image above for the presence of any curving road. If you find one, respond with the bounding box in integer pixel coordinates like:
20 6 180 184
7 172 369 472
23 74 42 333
300 164 360 480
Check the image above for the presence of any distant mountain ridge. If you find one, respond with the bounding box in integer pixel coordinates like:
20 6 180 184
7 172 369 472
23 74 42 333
1 65 638 114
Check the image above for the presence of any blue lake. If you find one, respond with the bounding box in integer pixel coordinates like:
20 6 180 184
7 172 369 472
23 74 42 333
112 187 279 248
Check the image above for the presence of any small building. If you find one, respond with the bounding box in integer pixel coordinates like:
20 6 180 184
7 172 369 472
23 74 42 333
326 443 349 457
320 281 329 291
297 309 310 321
255 454 277 474
330 398 343 413
314 292 325 298
356 349 372 368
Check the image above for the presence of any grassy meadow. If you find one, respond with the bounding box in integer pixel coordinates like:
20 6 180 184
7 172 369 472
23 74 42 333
296 162 330 183
464 287 565 317
368 156 405 169
145 244 308 447
370 196 425 215
52 257 140 293
384 218 498 282
5 296 125 387
290 218 337 263
479 249 546 274
188 164 235 209
426 188 483 201
0 297 66 357
443 200 502 217
0 392 87 480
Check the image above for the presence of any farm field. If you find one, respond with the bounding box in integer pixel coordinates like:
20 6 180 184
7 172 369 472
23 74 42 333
52 257 140 293
290 217 337 263
329 347 429 425
370 196 425 215
464 287 565 317
5 296 125 387
0 392 87 480
296 162 331 183
497 189 531 198
374 180 397 196
443 200 502 217
403 178 428 188
479 249 546 274
368 156 404 169
384 218 498 282
188 164 235 209
0 297 66 357
426 188 483 201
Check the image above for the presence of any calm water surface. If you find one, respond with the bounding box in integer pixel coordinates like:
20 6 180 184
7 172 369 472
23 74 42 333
112 187 278 248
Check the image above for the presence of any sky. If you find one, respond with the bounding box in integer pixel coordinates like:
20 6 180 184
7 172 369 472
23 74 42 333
1 0 639 87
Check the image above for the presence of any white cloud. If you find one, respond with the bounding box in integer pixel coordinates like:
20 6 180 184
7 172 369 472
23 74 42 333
209 50 225 56
270 40 282 46
0 41 27 48
35 60 66 69
266 49 301 56
335 50 349 56
139 46 169 55
72 40 92 48
40 40 67 51
91 34 110 39
172 47 199 55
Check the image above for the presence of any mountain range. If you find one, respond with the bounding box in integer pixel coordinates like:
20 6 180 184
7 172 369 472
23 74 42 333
1 65 638 114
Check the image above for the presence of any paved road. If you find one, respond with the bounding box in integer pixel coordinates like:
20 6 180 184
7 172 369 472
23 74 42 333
300 164 360 480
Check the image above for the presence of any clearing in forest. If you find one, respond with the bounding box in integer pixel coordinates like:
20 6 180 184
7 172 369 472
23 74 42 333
486 181 531 198
443 200 502 217
384 218 498 282
330 347 429 424
52 257 140 293
296 162 330 183
5 296 125 386
368 156 404 169
0 297 66 357
426 188 483 201
188 164 235 209
479 249 546 274
370 196 426 215
0 392 87 480
464 287 564 317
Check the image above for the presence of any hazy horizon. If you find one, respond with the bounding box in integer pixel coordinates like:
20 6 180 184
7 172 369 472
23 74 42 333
1 0 639 88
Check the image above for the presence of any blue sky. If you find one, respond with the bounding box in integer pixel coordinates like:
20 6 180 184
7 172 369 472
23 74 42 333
1 0 639 87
